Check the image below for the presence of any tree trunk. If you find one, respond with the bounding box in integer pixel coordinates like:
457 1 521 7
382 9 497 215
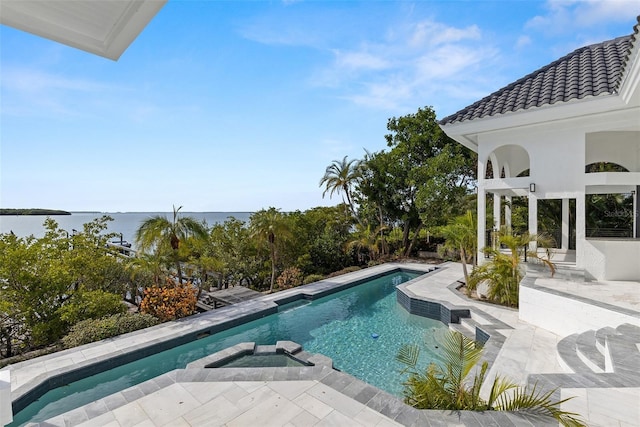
459 245 470 286
378 206 387 255
175 256 183 286
404 222 423 257
269 243 276 293
402 222 410 254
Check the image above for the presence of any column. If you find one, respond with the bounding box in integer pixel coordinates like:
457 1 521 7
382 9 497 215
528 194 538 252
575 195 586 269
478 187 486 264
562 198 570 250
504 196 512 232
493 194 502 232
633 185 640 239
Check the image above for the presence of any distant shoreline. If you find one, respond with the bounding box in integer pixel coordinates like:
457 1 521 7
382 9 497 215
0 209 72 216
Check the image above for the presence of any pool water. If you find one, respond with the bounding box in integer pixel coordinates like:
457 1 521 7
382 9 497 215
11 271 446 426
218 353 309 368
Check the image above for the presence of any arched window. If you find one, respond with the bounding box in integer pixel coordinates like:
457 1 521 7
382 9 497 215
585 162 629 173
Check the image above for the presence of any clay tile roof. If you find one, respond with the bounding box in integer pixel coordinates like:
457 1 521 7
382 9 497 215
440 17 639 125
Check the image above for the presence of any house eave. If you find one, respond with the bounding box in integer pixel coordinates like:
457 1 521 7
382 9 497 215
0 0 167 61
440 93 626 150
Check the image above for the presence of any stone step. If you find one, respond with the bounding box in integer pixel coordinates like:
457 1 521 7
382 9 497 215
557 334 594 374
606 324 640 377
595 326 617 355
448 322 475 341
575 330 605 373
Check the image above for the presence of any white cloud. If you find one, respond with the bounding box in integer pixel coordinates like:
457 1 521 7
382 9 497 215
516 35 532 49
306 18 499 112
333 50 390 71
525 0 638 34
409 20 481 47
1 67 111 94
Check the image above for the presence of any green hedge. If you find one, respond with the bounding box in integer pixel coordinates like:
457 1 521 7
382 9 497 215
62 312 159 348
303 274 325 285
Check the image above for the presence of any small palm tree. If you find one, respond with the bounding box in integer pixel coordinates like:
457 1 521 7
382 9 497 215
396 330 585 426
250 208 292 293
468 230 555 307
346 222 386 263
319 156 362 218
135 206 208 285
439 210 477 286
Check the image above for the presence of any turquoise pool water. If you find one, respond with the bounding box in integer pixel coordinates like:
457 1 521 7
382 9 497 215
11 270 446 426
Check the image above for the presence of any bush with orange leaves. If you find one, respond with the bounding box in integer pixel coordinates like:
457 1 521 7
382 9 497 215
139 278 197 322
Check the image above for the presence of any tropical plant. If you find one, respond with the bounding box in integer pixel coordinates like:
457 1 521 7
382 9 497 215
396 330 585 426
346 222 387 263
319 156 362 219
139 279 198 322
0 216 130 352
276 267 303 290
135 205 208 285
250 208 292 293
468 230 555 307
439 210 477 286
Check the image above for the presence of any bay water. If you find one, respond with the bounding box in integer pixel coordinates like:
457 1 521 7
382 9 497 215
0 212 252 249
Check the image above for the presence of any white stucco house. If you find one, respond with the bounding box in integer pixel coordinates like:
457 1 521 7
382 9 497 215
441 17 640 282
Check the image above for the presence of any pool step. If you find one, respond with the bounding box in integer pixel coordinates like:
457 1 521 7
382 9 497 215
448 317 478 341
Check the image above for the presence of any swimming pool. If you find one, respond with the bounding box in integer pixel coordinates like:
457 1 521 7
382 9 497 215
10 270 447 426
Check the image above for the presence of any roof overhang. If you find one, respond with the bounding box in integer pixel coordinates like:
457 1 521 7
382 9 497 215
0 0 166 61
440 93 632 153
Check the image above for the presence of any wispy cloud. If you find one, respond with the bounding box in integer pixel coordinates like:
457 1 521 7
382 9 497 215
307 18 498 112
0 67 119 117
525 0 638 35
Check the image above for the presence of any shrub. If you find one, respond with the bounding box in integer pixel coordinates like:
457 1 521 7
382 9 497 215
62 312 159 348
326 266 361 278
303 274 325 285
140 280 198 322
276 267 303 290
58 290 126 325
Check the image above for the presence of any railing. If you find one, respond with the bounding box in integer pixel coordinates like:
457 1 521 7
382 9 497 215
586 228 634 238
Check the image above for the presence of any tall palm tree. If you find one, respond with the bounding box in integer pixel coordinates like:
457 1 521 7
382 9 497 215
396 330 585 426
135 205 208 285
440 210 477 286
319 156 362 219
250 208 292 293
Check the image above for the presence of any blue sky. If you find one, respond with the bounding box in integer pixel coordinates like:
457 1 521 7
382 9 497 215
1 1 638 212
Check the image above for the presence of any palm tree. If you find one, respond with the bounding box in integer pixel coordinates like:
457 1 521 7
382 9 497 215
135 205 208 285
250 208 292 293
319 156 361 219
440 210 477 286
468 229 555 307
396 330 585 426
346 222 386 263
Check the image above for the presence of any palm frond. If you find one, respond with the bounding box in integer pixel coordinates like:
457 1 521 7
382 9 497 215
437 329 483 386
494 382 586 427
396 343 420 371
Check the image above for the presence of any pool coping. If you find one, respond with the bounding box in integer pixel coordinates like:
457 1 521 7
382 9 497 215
31 338 556 427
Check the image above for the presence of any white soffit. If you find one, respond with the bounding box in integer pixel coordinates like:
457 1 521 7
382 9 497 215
0 0 167 60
